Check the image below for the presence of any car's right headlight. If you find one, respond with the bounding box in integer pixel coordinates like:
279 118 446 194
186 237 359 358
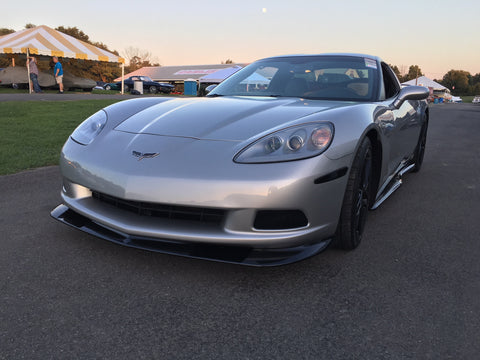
70 110 107 145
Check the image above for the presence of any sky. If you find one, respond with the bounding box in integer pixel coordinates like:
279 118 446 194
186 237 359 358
2 0 479 79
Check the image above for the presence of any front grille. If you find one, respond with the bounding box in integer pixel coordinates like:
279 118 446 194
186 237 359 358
91 191 225 225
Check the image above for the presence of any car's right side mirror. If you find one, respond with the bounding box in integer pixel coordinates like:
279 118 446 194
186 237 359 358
205 84 217 94
392 86 429 109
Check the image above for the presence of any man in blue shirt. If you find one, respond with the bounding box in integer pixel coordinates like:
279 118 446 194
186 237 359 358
53 56 64 93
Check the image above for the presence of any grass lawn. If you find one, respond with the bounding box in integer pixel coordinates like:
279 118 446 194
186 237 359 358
0 99 122 175
460 95 474 103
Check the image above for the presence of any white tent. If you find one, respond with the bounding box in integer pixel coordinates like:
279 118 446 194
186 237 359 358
403 76 451 100
402 76 448 91
0 25 125 92
240 72 270 85
0 25 124 63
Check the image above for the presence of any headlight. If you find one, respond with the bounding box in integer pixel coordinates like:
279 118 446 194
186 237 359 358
234 122 334 163
70 110 107 145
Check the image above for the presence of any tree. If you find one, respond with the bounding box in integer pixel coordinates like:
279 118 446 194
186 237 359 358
441 70 470 95
403 65 424 82
56 26 90 43
389 64 402 81
25 23 36 29
123 47 159 72
469 73 480 86
0 28 15 36
222 59 234 64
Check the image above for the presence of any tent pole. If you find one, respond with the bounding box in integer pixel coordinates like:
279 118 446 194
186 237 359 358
121 63 125 94
26 48 32 94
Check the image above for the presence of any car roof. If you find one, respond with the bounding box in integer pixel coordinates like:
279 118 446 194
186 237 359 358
259 53 383 63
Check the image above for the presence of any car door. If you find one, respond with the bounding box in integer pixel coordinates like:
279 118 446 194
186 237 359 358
380 63 421 176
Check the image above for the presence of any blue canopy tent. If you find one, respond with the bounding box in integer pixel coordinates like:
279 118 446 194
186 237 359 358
199 65 243 83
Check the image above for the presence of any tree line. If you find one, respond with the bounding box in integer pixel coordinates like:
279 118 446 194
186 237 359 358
1 25 480 94
390 64 480 96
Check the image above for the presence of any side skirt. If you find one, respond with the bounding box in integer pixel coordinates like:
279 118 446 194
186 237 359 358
371 162 415 210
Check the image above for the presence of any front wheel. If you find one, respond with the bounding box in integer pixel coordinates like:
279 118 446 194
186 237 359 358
335 137 373 250
124 85 130 92
149 86 158 94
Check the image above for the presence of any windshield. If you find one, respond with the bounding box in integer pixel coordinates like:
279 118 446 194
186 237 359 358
209 55 379 101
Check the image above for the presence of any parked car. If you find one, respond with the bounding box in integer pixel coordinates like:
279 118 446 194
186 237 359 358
473 95 480 104
93 81 106 90
103 82 120 91
51 53 429 266
112 76 174 94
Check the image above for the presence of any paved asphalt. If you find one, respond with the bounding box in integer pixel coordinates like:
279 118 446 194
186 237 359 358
1 103 479 359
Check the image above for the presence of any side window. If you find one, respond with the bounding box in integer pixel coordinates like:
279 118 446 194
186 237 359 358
381 63 400 99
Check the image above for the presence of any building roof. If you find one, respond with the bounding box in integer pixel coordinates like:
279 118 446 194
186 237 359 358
198 65 243 83
115 64 247 82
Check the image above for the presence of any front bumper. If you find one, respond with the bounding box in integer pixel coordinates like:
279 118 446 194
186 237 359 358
54 133 351 265
51 204 330 266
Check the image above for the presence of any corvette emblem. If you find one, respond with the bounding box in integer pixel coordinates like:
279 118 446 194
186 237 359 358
132 151 160 161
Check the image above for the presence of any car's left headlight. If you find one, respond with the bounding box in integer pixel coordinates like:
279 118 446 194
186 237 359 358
70 110 107 145
234 122 334 163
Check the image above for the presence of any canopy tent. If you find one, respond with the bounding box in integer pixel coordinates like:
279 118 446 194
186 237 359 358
199 65 243 83
0 25 124 63
402 76 451 100
240 72 270 85
402 76 448 91
0 25 125 92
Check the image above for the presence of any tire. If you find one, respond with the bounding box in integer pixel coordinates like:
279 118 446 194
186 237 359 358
149 86 158 94
412 117 428 173
335 137 373 250
124 85 130 92
105 85 111 91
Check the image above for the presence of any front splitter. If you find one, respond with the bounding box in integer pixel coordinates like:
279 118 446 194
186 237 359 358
51 204 330 267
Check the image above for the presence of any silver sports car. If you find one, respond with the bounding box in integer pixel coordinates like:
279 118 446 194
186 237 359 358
51 54 429 266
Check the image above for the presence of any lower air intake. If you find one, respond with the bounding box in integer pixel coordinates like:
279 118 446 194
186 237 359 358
254 210 308 230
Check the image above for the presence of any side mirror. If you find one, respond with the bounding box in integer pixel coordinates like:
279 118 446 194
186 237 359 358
392 86 429 109
205 84 217 94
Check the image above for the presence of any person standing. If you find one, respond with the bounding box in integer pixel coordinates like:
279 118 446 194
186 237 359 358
27 56 42 93
53 56 64 93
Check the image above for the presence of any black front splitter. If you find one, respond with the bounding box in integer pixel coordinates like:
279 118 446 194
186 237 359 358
51 204 330 267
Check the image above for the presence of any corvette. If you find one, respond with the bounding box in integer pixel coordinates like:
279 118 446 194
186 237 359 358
51 54 429 266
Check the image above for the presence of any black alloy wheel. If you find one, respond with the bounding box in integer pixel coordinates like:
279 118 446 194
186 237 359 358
335 137 373 250
412 117 428 172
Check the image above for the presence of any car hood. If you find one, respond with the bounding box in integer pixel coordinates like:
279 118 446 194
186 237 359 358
114 96 351 141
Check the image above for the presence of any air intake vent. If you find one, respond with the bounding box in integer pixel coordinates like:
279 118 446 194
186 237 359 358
91 191 225 225
254 210 308 230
